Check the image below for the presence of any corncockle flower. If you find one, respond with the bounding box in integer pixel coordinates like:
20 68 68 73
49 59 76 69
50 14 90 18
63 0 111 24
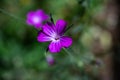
26 9 49 28
37 19 72 53
46 54 55 65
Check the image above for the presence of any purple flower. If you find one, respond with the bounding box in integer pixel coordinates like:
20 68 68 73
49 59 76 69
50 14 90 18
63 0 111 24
46 54 55 66
26 9 50 28
37 19 73 53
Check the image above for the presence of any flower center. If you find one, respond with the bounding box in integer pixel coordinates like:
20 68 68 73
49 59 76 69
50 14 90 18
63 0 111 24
55 37 60 40
33 16 41 23
51 33 60 42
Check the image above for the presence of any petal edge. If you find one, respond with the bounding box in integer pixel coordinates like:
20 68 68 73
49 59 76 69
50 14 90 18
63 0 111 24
60 36 72 48
49 41 62 53
56 19 67 35
37 32 51 42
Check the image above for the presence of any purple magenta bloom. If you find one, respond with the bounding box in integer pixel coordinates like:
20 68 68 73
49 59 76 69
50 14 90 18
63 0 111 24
46 54 55 66
26 9 50 28
37 19 73 53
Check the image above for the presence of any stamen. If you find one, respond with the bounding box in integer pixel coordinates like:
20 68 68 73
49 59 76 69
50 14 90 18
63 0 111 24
55 37 59 40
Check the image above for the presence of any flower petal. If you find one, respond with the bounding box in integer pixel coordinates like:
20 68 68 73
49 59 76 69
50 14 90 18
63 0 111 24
26 19 33 25
42 22 56 37
56 19 67 35
60 36 72 48
37 31 51 42
26 11 42 28
27 11 35 18
34 23 42 28
26 11 35 25
49 41 62 53
36 10 50 20
26 10 49 28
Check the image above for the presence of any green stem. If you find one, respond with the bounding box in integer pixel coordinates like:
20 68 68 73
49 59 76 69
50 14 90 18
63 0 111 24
63 48 72 57
63 48 76 63
65 24 73 32
0 8 26 24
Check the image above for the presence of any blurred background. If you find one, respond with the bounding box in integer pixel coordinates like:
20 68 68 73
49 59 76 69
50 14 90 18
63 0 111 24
0 0 119 80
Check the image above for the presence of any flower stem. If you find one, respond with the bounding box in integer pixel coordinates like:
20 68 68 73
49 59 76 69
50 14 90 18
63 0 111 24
63 48 73 57
63 48 76 63
65 24 73 32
